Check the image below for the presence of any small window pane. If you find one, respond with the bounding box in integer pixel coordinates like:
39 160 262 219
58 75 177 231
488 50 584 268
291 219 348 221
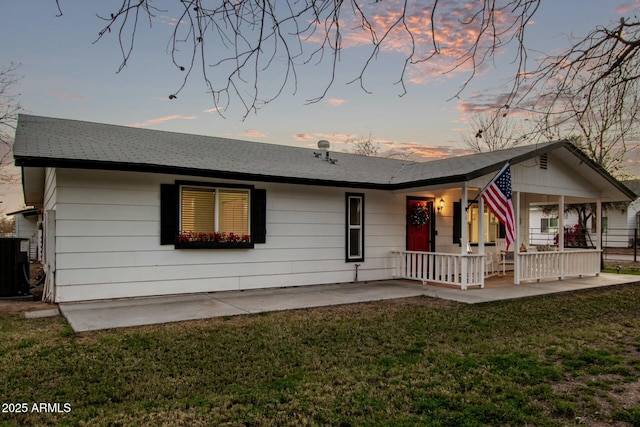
219 190 249 235
181 188 215 233
349 229 361 257
349 197 361 225
468 205 499 243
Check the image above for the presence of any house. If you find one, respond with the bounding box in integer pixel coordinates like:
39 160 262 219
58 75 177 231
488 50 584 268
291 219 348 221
624 179 640 245
529 179 640 248
13 115 636 303
6 207 39 260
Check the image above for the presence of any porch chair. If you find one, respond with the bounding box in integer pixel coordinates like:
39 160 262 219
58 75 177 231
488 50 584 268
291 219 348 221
495 238 514 276
467 242 497 278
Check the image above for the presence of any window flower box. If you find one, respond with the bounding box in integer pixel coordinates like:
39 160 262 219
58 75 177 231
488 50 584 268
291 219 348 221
174 232 253 249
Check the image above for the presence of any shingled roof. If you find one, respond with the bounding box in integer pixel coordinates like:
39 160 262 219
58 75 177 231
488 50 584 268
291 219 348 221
12 114 635 198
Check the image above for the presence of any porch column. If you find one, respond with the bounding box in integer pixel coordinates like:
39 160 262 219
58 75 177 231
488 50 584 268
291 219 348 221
461 182 469 255
478 194 485 254
596 199 602 251
558 195 565 280
514 191 521 285
479 194 486 283
461 183 468 290
558 196 565 250
596 198 602 276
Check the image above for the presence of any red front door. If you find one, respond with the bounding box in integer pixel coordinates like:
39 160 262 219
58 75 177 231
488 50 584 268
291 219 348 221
407 199 433 251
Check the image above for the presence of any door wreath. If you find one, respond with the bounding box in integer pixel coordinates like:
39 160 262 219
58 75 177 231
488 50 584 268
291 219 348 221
411 203 430 226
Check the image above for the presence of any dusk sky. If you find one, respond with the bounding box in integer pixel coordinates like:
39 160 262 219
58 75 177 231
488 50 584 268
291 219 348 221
1 0 639 213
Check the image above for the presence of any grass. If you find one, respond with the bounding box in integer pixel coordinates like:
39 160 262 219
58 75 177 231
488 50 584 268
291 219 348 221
1 284 640 426
603 268 640 275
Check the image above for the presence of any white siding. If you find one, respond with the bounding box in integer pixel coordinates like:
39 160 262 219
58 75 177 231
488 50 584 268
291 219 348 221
528 208 558 246
602 206 628 248
14 215 38 260
627 198 640 242
52 169 406 302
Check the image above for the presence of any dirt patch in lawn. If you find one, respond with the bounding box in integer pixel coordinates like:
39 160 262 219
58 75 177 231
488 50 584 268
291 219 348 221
0 300 57 316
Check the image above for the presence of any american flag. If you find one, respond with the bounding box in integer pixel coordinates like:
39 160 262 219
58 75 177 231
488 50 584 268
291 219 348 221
482 163 516 250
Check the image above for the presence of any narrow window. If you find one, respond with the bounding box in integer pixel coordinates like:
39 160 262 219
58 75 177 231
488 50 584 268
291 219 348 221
541 217 558 234
467 204 500 244
591 216 608 233
346 193 364 262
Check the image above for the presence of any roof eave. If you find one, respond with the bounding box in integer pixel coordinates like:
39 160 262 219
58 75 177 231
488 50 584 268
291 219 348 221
14 156 394 190
563 143 637 200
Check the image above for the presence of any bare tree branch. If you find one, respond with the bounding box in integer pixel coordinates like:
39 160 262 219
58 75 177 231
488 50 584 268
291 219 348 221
348 132 415 160
0 62 22 185
54 0 640 175
57 1 545 118
512 17 640 177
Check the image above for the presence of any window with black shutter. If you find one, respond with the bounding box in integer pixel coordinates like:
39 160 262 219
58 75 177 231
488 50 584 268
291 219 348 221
160 182 266 249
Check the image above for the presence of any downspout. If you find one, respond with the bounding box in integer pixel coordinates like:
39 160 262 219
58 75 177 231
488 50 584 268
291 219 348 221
596 199 602 275
461 182 468 290
514 191 521 285
558 195 565 280
478 194 485 287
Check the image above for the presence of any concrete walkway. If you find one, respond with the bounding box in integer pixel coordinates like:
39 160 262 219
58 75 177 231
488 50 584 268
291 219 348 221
59 273 640 332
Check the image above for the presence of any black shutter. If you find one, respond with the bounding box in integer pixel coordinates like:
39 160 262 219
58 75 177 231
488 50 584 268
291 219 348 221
251 189 267 243
453 200 461 244
160 184 178 245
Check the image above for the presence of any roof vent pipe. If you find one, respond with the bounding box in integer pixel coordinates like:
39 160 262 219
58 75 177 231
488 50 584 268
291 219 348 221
313 140 337 164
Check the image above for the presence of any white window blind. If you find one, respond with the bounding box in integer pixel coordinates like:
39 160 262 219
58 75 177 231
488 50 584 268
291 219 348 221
180 186 249 235
181 187 215 233
218 190 249 235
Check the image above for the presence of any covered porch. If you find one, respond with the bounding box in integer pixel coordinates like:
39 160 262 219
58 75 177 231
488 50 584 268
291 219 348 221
388 145 635 290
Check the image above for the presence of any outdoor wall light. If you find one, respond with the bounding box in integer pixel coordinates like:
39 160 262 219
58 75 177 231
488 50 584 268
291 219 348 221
437 198 445 212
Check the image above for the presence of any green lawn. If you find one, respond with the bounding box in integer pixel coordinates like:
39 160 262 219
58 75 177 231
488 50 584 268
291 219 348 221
1 284 640 426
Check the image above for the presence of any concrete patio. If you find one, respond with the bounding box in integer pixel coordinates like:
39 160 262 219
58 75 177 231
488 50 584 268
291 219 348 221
57 272 640 332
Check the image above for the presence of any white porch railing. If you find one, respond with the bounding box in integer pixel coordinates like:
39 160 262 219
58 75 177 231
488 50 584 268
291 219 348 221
391 251 486 290
518 249 601 282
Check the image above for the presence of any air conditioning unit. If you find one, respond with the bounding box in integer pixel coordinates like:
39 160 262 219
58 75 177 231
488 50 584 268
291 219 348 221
0 238 30 297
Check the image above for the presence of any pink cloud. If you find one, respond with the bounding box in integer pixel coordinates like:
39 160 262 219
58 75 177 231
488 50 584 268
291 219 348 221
293 133 313 141
305 2 519 83
242 129 267 138
389 141 471 160
326 98 346 106
157 15 186 27
130 114 198 127
614 2 639 14
292 131 469 161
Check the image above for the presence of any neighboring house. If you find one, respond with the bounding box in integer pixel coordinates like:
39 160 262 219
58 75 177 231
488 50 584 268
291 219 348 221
530 179 640 248
529 205 628 248
624 179 640 245
6 207 39 260
13 115 636 303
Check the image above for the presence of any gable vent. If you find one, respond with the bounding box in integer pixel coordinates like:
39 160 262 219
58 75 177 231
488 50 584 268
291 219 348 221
539 153 548 170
